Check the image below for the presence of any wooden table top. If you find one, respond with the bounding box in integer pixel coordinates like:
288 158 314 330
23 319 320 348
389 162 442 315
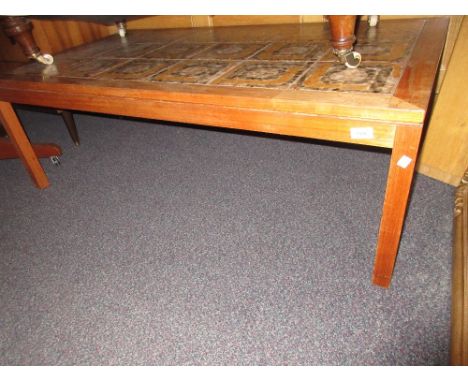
0 18 449 147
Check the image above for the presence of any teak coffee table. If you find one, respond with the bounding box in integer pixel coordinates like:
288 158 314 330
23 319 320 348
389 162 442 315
0 18 449 287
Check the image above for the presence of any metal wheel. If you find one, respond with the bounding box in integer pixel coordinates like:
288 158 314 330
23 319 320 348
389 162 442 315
344 51 362 69
36 53 54 65
50 156 61 166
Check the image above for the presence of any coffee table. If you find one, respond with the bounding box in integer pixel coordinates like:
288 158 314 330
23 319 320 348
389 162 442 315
0 18 449 287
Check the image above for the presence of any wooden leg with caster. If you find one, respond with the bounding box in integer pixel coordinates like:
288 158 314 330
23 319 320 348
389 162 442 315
0 101 53 189
328 15 361 68
0 16 54 65
372 124 424 287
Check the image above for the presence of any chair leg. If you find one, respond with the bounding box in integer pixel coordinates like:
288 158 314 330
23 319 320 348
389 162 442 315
58 110 80 145
0 16 54 65
328 15 361 68
372 124 424 287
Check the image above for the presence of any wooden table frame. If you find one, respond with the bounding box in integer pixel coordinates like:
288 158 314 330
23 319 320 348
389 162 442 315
0 18 449 288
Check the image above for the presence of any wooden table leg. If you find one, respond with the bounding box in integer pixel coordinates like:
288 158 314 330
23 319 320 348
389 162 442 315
58 110 80 145
372 124 424 287
0 101 50 189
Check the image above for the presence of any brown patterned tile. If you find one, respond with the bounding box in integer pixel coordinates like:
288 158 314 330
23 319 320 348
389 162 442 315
149 60 234 84
298 62 402 93
58 38 122 59
190 43 267 60
123 29 190 44
24 59 126 79
95 59 173 80
253 42 327 61
143 43 211 59
13 61 50 76
100 43 166 58
355 19 424 44
213 61 310 89
321 41 412 63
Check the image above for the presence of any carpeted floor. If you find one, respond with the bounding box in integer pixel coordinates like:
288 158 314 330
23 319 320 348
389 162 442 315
0 107 454 365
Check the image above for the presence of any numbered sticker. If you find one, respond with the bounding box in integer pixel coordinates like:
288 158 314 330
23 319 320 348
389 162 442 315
350 127 374 140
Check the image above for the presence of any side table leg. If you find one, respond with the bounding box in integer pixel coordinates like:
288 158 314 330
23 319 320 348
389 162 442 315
0 101 49 189
372 124 423 287
328 15 361 68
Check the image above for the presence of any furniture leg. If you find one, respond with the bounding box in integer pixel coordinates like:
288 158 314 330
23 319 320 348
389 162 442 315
0 137 61 160
372 124 424 287
115 19 127 38
58 110 80 145
0 101 49 188
0 16 54 65
328 15 361 68
368 15 380 27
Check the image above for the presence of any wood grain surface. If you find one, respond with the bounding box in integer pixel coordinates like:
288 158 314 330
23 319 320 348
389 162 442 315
417 16 468 186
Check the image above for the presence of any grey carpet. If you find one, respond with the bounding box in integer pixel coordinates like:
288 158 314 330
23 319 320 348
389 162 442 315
0 107 454 365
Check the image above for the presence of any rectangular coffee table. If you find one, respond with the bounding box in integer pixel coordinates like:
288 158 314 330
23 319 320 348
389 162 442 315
0 18 449 287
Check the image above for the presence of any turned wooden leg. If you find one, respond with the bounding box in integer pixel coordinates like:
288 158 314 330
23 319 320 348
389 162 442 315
0 16 54 65
372 124 424 287
328 15 361 68
58 110 80 145
0 101 50 189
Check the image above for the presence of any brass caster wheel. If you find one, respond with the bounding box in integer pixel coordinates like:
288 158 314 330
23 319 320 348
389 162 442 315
50 156 61 166
344 51 362 69
35 53 54 65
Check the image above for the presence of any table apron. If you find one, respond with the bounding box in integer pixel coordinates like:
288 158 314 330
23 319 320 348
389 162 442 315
0 88 412 148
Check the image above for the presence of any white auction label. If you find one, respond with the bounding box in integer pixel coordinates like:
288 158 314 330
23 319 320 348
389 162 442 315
350 127 374 139
397 155 413 169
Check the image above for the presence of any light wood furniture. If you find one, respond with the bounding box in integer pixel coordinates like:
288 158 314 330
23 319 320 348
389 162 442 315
417 16 468 186
0 18 449 287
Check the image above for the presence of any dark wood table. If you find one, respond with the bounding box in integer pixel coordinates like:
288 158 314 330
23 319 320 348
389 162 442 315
0 18 449 287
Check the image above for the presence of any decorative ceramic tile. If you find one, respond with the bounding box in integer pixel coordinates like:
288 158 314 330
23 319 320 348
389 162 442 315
212 61 310 88
12 61 50 76
143 43 212 59
95 59 174 80
123 28 190 44
190 43 268 60
100 43 165 58
58 38 121 59
321 41 412 63
48 59 125 78
181 23 329 43
298 62 402 93
149 60 234 84
252 42 327 61
355 19 424 43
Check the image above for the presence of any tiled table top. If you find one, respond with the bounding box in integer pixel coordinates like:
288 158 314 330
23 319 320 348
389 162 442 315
5 19 424 95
